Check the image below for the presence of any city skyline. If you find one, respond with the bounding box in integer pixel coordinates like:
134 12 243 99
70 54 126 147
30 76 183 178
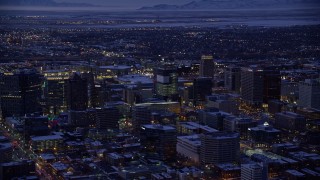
0 0 319 179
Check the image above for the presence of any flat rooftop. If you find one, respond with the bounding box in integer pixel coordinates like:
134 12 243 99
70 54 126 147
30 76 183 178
177 134 201 146
118 74 153 84
99 65 131 70
142 124 176 131
31 134 63 141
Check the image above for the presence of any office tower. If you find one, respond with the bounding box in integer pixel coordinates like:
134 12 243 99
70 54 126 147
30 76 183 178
176 135 201 164
124 86 138 105
223 116 256 140
241 67 264 106
0 69 42 117
262 68 281 104
206 94 240 115
200 55 214 78
268 99 284 114
43 70 70 114
67 73 88 111
177 64 191 77
95 106 120 130
151 111 176 125
241 163 266 180
298 79 320 110
80 72 95 108
274 112 306 132
23 113 49 137
200 132 240 165
92 82 106 107
200 110 231 130
140 124 177 162
68 110 89 127
191 63 200 76
132 106 152 132
190 77 213 105
225 66 241 93
281 80 299 103
155 64 178 98
249 122 281 145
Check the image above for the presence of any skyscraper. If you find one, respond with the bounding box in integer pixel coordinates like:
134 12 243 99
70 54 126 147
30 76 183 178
140 124 177 162
200 132 240 166
0 69 42 117
225 66 241 93
298 79 320 110
155 64 178 98
43 70 70 114
132 106 151 133
191 77 213 105
67 73 88 111
200 55 214 78
262 67 281 104
95 106 120 130
274 112 306 132
241 67 264 106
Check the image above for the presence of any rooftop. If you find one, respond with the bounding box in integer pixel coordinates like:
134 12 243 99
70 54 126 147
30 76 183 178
177 134 201 146
40 153 56 160
31 134 63 141
286 169 305 177
117 74 153 84
216 163 241 171
51 162 68 171
99 65 131 70
180 121 218 133
142 124 176 131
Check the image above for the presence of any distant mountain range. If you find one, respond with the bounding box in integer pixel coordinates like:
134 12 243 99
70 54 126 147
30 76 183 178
139 0 320 10
0 0 95 7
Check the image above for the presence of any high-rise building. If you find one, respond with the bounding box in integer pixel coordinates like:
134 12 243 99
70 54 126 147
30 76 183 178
241 163 266 180
223 116 256 140
298 79 320 110
200 110 232 131
132 106 152 133
176 134 201 164
67 73 88 111
205 94 240 115
140 124 177 162
23 113 49 137
155 65 178 98
241 67 264 106
68 108 96 127
262 67 281 104
80 72 95 108
95 106 120 130
249 122 281 145
274 112 306 132
225 66 241 93
200 55 214 78
0 69 42 117
200 132 240 166
190 77 213 105
281 80 299 103
43 70 70 114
